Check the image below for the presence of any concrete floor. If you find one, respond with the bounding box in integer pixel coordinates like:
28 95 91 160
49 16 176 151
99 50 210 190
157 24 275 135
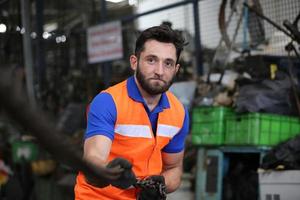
167 173 194 200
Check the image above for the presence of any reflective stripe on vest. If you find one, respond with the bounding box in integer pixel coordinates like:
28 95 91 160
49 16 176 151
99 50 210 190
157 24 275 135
115 124 180 138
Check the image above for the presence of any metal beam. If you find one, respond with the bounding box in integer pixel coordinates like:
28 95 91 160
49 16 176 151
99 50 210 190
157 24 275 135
21 0 36 107
100 0 112 88
193 0 203 75
35 0 46 92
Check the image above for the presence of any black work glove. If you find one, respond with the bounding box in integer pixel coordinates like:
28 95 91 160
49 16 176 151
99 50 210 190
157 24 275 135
137 175 167 200
86 157 136 189
107 157 137 189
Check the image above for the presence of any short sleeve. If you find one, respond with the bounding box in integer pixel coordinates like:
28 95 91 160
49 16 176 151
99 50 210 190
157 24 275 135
162 106 190 153
84 92 117 140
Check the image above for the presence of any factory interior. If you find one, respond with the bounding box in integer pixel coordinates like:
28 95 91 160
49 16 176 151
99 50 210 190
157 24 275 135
0 0 300 199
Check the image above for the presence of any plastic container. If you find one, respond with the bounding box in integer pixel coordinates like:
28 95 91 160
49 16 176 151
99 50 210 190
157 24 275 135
225 113 300 146
191 106 234 145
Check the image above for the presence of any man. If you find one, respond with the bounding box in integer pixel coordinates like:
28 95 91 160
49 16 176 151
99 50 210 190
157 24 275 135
74 25 189 200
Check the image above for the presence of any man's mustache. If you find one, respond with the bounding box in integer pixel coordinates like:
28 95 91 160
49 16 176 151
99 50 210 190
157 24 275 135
149 77 166 83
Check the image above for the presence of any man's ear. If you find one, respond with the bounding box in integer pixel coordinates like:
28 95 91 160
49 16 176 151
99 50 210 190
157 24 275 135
175 63 180 73
130 55 138 71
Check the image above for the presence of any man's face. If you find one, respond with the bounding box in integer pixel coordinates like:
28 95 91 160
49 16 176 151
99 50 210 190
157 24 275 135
130 39 180 95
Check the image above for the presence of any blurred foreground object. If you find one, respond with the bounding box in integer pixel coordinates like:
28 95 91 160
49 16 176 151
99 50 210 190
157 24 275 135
0 68 128 189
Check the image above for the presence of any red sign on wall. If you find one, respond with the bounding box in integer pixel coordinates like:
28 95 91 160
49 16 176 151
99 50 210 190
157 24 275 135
87 21 123 64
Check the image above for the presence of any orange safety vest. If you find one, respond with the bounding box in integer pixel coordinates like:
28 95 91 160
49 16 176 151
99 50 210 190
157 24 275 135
75 79 185 200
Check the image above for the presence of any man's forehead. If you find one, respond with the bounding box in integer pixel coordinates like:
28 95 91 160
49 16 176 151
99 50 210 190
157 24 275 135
143 39 175 48
142 40 177 59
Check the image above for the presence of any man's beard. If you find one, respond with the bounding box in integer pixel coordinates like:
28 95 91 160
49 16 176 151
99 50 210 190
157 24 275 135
136 64 175 95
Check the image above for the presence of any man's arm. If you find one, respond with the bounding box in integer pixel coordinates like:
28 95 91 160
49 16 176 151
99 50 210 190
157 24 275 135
82 93 136 189
160 106 189 193
83 135 113 187
83 135 112 167
161 151 184 193
84 92 116 167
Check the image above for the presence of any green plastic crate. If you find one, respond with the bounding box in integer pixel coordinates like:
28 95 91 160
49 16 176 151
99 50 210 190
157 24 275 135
192 106 233 123
225 113 300 146
191 106 234 145
12 141 38 163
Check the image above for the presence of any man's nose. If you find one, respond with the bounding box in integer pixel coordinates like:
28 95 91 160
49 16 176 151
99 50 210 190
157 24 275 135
154 62 164 75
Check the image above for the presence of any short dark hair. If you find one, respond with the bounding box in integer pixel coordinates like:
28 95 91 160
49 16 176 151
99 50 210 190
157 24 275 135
135 25 186 64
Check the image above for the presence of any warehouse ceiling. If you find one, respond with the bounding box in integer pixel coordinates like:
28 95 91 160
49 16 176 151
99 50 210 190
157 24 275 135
0 0 138 100
0 0 136 66
0 0 135 33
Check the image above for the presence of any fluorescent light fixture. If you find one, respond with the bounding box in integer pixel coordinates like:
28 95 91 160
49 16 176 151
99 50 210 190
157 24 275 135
0 23 7 33
44 23 58 33
106 0 125 3
129 0 137 5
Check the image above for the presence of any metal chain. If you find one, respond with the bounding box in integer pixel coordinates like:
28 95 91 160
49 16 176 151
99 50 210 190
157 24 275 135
135 179 167 200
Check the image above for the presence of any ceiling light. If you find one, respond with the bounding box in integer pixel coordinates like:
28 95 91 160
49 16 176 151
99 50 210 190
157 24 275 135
129 0 137 5
61 35 66 42
43 32 51 39
31 32 37 39
44 23 57 33
56 36 61 43
20 28 25 34
0 23 7 33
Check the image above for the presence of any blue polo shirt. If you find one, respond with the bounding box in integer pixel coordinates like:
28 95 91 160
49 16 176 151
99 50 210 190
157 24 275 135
85 76 189 153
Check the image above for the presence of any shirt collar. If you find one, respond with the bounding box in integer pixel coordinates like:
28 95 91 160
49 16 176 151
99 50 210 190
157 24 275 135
126 76 170 110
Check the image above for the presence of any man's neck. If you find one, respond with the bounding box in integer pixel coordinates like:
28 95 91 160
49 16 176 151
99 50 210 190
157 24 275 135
134 77 161 112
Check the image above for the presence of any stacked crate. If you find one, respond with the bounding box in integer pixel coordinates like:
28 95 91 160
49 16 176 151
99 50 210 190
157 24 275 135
225 113 300 146
191 106 300 146
191 106 234 146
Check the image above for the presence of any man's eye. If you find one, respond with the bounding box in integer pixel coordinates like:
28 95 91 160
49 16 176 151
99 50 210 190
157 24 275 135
147 58 155 63
165 61 174 68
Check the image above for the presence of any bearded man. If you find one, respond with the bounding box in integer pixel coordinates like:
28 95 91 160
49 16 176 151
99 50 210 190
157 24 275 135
74 25 189 200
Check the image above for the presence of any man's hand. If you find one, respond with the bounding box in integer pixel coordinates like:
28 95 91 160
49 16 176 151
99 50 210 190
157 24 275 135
107 157 137 189
137 175 167 200
86 157 136 189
